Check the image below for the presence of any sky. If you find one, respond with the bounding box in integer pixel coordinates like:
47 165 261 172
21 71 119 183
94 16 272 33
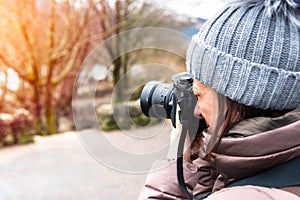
0 69 19 91
157 0 228 19
59 0 227 19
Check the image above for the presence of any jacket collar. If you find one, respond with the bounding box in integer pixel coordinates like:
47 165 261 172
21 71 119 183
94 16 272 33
211 109 300 181
227 108 300 137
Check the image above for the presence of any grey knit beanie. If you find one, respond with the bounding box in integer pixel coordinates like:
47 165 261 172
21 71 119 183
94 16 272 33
186 0 300 110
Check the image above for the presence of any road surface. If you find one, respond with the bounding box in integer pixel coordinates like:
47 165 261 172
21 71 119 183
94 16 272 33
0 123 174 200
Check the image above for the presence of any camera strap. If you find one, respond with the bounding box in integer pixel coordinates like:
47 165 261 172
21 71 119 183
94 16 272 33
177 121 195 200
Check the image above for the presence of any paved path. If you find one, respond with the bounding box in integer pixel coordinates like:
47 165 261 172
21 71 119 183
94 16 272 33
0 123 173 200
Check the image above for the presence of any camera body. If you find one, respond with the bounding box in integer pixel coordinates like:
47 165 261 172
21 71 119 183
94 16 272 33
140 72 206 135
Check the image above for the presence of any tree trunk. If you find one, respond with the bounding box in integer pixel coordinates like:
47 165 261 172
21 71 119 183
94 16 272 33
112 56 123 101
45 104 56 134
33 84 42 134
112 56 121 86
45 84 56 134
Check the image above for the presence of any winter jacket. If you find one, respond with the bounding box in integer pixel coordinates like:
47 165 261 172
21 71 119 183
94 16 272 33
139 109 300 199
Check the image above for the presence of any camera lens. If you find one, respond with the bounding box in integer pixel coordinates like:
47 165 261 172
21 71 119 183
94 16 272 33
140 81 174 119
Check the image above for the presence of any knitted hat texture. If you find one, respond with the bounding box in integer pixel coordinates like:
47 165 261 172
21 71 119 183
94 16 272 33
186 0 300 110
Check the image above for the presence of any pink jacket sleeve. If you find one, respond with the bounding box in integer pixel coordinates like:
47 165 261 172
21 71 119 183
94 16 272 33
138 159 212 200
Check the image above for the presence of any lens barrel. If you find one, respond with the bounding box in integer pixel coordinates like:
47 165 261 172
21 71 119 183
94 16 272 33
140 81 173 119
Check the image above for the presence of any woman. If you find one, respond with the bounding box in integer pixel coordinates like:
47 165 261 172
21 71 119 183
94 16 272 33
139 0 300 199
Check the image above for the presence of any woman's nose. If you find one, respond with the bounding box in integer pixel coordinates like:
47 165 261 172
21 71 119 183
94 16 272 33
194 104 201 119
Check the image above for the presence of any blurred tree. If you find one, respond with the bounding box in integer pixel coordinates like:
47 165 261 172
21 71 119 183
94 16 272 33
0 0 192 137
87 0 185 98
0 0 92 134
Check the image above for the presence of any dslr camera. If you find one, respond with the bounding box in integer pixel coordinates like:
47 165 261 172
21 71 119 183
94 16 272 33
140 72 206 135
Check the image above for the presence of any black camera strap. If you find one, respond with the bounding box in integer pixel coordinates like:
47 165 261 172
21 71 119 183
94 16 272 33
177 122 195 200
176 102 199 200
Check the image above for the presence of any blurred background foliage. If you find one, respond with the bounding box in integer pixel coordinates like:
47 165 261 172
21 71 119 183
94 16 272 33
0 0 204 147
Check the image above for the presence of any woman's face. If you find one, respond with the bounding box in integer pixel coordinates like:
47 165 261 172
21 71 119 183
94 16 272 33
192 79 214 128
